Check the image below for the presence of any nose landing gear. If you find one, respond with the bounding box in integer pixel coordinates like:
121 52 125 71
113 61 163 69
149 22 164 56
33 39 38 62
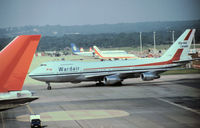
46 82 52 90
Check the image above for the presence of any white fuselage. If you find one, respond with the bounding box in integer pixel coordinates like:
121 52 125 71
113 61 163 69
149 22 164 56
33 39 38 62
29 56 181 83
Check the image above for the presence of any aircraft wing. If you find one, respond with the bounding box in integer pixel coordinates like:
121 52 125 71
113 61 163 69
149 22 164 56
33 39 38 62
84 67 183 80
173 58 200 63
118 67 185 76
85 72 115 80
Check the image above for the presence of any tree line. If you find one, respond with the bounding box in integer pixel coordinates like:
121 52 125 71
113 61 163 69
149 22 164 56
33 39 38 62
1 29 200 52
1 30 199 51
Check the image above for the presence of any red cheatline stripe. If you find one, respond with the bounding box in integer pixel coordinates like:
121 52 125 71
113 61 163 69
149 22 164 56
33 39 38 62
184 29 192 41
85 49 183 70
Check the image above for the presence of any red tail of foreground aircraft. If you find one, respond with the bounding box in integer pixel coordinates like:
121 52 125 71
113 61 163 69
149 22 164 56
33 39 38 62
0 35 41 111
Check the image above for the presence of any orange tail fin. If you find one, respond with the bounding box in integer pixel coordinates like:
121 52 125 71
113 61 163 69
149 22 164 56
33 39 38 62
0 35 41 92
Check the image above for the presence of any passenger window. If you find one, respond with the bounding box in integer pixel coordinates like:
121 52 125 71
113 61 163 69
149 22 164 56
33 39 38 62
40 64 47 66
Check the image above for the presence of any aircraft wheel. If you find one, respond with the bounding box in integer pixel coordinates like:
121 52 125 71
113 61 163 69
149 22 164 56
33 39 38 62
96 82 105 86
96 83 100 86
46 82 52 90
47 86 52 90
116 82 122 86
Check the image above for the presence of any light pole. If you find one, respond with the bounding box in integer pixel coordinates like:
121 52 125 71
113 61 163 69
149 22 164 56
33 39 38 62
153 32 156 53
140 32 143 54
172 30 175 43
193 33 196 49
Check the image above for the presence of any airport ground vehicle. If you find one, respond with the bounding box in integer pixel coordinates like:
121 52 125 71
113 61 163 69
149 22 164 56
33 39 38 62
30 115 41 128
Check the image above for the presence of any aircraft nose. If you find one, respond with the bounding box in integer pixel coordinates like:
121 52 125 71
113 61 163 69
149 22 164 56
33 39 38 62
29 70 35 77
29 68 39 78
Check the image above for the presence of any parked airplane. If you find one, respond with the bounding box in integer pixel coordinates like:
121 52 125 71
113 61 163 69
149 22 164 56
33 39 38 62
0 35 41 111
30 29 195 90
71 43 127 57
93 45 138 60
71 43 94 56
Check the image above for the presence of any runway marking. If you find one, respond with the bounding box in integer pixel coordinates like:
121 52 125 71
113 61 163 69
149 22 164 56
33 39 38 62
157 98 200 115
16 110 129 122
26 105 35 114
0 112 5 128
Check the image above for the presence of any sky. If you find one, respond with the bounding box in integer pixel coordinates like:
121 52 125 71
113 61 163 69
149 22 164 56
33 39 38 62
0 0 200 27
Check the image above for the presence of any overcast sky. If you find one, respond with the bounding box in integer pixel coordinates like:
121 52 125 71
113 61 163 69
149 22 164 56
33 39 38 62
0 0 199 27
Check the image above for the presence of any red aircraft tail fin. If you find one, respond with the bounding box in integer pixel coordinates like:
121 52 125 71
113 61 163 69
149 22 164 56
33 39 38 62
0 35 41 92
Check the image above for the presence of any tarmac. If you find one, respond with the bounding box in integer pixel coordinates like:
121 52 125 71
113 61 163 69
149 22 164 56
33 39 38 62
1 74 200 128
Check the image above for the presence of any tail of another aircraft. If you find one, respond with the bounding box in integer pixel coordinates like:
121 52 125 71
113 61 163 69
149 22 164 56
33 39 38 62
71 43 80 53
93 46 104 58
89 47 93 52
0 35 41 92
80 47 84 52
161 29 195 62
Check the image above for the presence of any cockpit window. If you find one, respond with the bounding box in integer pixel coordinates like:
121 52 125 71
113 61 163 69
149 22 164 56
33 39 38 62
40 64 47 66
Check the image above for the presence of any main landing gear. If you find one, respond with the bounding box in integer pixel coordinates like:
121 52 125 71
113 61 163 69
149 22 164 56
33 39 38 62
115 81 122 86
46 82 52 90
95 81 123 86
96 81 105 86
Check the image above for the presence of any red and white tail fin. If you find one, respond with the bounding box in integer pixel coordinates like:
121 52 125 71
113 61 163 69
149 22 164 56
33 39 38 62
80 47 84 52
89 47 93 52
93 46 104 58
161 29 195 61
0 35 41 92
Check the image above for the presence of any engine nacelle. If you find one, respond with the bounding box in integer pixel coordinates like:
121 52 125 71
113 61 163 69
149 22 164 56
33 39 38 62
141 72 160 81
103 75 121 85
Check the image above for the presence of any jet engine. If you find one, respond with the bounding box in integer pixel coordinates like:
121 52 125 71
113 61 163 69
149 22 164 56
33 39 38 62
103 75 121 85
141 72 160 81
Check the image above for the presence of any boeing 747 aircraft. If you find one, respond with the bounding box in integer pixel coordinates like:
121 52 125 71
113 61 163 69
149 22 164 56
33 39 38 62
0 35 41 111
30 29 195 90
